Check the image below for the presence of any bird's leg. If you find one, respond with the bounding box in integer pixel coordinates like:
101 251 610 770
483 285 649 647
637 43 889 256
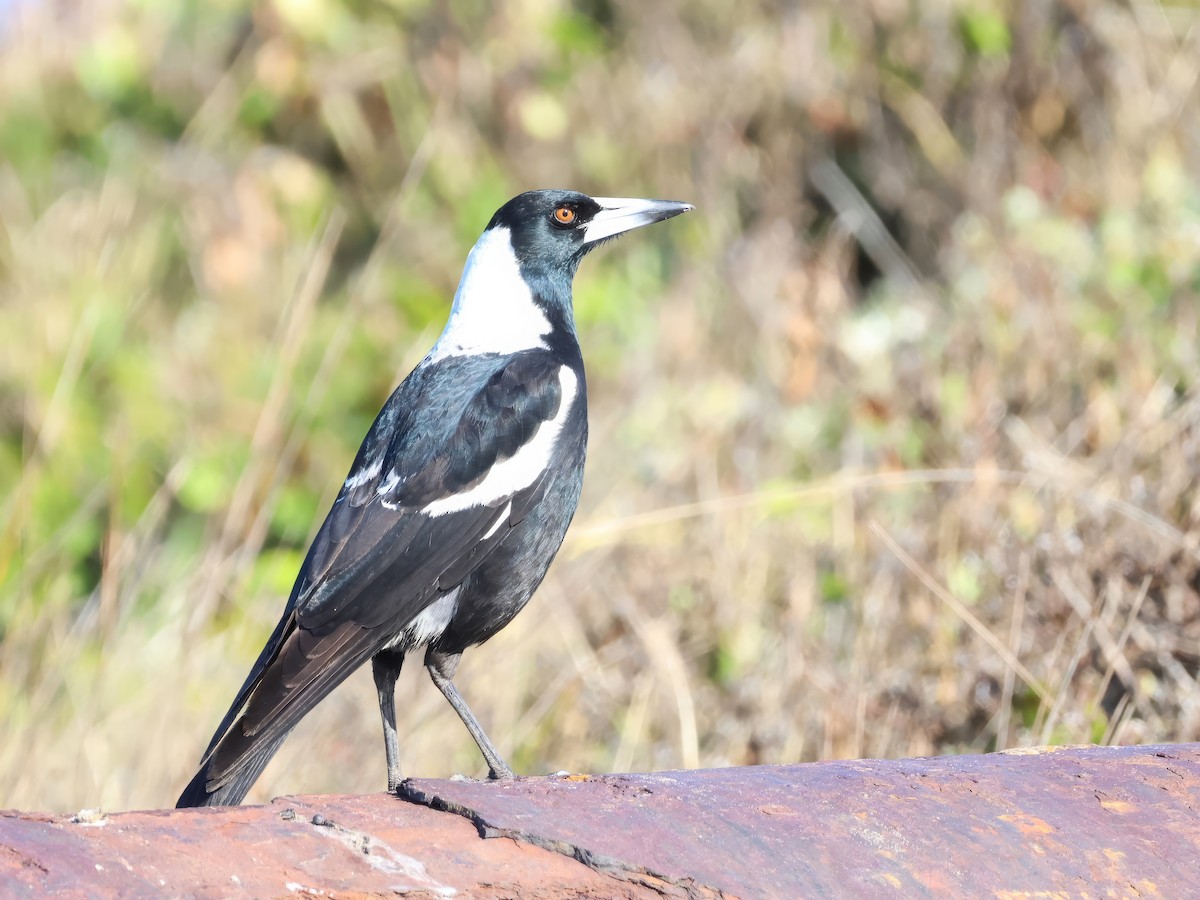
371 649 406 792
425 647 515 780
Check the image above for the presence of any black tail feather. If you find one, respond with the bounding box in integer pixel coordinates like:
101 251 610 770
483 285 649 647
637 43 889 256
175 733 289 808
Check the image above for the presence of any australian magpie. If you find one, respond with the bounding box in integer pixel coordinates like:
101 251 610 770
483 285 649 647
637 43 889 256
176 190 693 807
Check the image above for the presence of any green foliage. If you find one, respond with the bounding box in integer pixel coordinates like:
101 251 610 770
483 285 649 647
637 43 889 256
819 569 849 604
2 0 1199 812
959 8 1011 58
947 556 984 605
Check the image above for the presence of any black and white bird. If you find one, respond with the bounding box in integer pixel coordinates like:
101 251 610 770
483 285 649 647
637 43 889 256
176 190 692 807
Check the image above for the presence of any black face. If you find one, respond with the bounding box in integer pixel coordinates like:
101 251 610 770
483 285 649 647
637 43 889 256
487 190 604 274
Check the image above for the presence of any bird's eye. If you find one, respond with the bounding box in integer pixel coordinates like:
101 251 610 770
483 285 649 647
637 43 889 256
552 206 576 225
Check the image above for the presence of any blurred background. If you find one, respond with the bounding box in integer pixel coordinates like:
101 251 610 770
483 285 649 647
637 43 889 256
2 0 1199 813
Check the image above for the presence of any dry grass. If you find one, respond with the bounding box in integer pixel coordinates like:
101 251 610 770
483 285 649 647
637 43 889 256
1 0 1199 813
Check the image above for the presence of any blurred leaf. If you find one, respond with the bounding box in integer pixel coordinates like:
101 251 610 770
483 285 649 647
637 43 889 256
820 569 848 604
897 425 927 468
238 88 282 131
77 27 146 101
1090 709 1109 744
947 555 983 605
246 547 307 596
1007 488 1043 541
270 483 321 542
940 372 968 428
668 583 696 613
546 11 606 57
273 0 352 44
0 106 55 173
959 9 1011 58
178 455 236 514
386 267 449 332
265 153 334 235
707 641 739 686
827 16 860 69
1013 690 1041 729
451 174 511 245
1002 186 1041 227
518 91 570 141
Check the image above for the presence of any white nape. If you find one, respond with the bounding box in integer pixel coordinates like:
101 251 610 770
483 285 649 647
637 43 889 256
428 226 551 363
422 366 578 517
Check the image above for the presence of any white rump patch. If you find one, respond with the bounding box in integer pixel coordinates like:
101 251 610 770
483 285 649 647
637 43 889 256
394 586 461 650
422 366 579 516
428 227 551 362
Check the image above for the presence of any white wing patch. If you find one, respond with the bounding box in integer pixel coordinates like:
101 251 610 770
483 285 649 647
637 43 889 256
428 226 551 363
481 500 513 540
344 457 383 490
422 365 579 517
376 469 401 504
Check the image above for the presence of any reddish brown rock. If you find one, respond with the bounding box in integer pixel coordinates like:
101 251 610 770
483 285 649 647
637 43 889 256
404 744 1200 897
0 794 659 898
4 744 1199 898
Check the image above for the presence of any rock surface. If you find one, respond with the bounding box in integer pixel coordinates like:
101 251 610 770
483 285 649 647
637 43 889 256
4 743 1198 897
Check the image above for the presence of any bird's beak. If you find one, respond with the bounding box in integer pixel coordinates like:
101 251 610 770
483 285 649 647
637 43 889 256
582 197 695 245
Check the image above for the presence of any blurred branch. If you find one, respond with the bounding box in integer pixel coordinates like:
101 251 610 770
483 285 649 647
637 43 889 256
869 520 1048 700
617 593 700 771
877 70 967 182
570 465 1200 564
182 27 257 148
809 158 922 291
994 553 1029 750
190 209 347 631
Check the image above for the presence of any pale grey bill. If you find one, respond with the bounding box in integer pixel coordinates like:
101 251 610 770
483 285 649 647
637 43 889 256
582 197 695 244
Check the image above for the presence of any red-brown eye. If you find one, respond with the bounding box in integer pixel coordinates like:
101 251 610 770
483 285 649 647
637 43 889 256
553 206 576 225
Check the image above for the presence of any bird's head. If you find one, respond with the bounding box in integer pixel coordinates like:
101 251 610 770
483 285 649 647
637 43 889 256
488 189 693 279
437 190 692 359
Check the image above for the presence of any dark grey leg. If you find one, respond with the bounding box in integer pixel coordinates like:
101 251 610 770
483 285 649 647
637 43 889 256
425 648 515 780
371 649 406 791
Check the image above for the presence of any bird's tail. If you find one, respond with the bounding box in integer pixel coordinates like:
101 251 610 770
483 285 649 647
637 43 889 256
175 732 290 808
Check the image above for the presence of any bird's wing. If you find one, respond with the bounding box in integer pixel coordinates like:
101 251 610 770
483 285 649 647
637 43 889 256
189 349 574 797
294 349 573 630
